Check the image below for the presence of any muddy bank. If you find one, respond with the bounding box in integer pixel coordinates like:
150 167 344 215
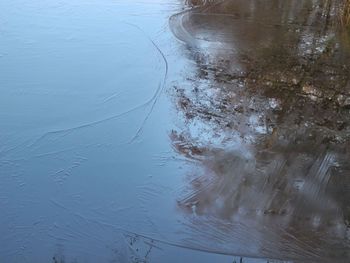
170 0 350 262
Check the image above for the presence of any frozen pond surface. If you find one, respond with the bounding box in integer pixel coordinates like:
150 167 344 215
1 0 350 262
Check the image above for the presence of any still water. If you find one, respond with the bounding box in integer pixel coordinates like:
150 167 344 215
1 0 349 262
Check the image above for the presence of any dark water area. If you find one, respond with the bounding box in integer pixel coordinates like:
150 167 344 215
1 0 350 262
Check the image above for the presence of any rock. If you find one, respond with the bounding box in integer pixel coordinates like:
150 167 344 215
344 97 350 108
337 121 346 131
268 98 282 110
302 84 322 101
337 94 350 108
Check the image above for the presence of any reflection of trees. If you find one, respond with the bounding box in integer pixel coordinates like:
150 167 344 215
170 0 350 261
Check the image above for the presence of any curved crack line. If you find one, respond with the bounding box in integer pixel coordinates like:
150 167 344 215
27 22 168 149
123 21 169 144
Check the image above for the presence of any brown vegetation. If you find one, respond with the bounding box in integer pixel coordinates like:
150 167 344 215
340 0 350 28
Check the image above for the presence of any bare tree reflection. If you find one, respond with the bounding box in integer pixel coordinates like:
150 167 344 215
170 0 350 261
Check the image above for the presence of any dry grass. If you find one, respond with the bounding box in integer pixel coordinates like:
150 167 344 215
340 0 350 28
